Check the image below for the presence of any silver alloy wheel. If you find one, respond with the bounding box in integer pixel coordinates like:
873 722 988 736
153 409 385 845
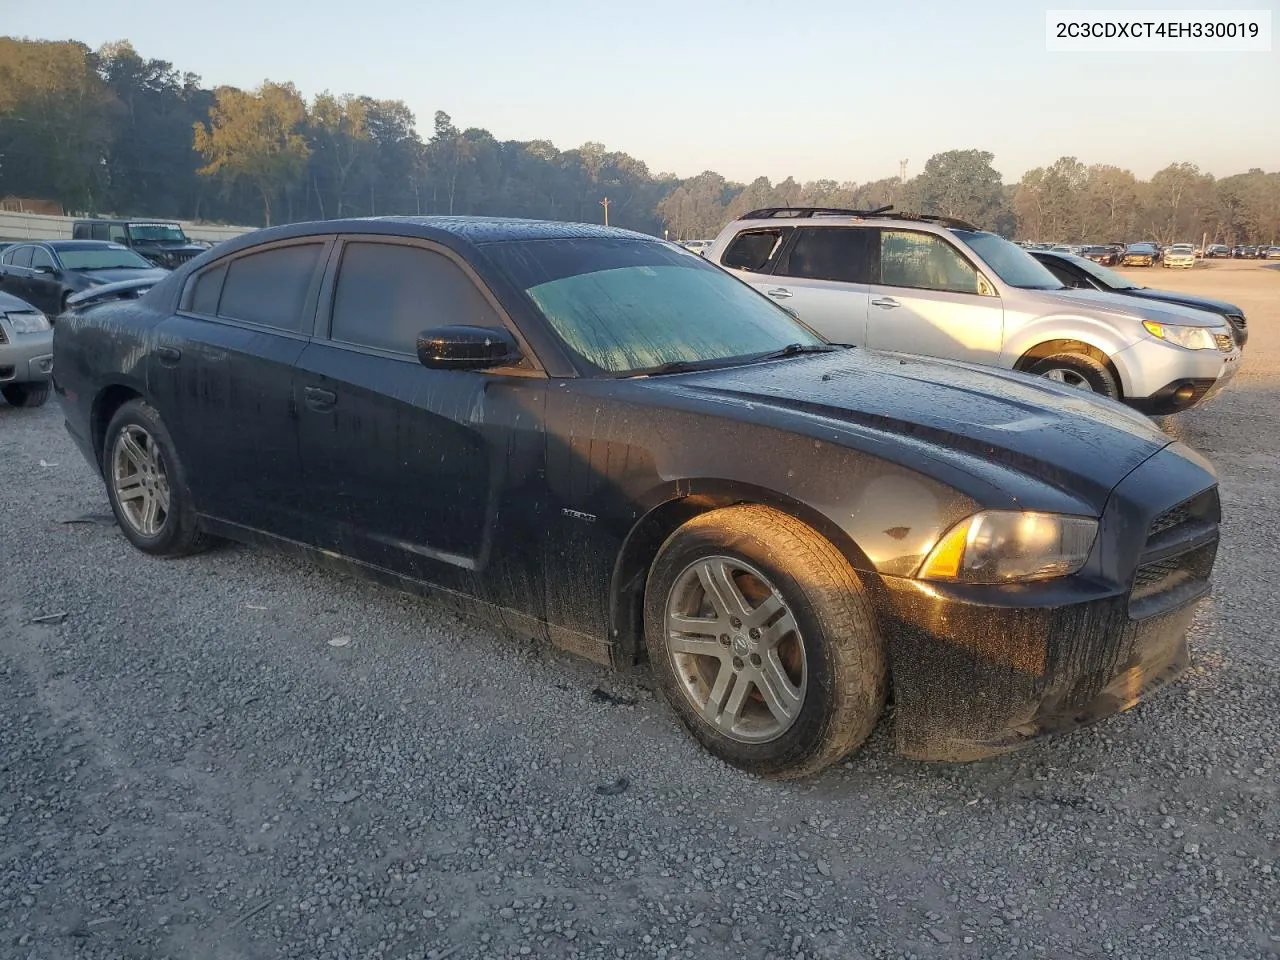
111 424 171 537
664 556 808 744
1041 367 1094 391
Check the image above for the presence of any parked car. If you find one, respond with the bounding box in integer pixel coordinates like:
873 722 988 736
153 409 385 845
1233 245 1259 259
1029 249 1248 346
1123 243 1158 266
54 215 1224 776
0 289 54 407
1163 244 1196 269
1263 246 1280 260
1082 245 1121 266
72 218 207 270
707 207 1239 414
680 240 712 256
1206 244 1230 258
0 240 168 317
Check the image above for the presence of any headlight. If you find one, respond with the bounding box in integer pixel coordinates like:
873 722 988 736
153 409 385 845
4 311 51 333
1141 320 1222 351
917 511 1098 584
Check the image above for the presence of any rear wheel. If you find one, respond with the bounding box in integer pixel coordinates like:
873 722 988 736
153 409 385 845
1 381 51 407
644 505 886 779
1027 353 1119 398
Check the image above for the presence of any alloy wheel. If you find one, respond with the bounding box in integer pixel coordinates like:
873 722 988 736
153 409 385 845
1041 368 1094 391
111 424 171 537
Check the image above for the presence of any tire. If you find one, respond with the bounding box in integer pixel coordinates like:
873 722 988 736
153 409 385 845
102 399 211 557
643 505 886 779
1027 353 1120 398
1 381 51 407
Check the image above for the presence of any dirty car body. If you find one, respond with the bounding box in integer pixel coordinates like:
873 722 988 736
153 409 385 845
53 217 1221 770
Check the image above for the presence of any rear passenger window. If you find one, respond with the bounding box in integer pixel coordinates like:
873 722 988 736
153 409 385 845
218 244 322 332
721 230 783 273
91 224 112 241
329 242 501 354
776 227 877 284
880 230 982 295
6 246 33 268
189 263 227 316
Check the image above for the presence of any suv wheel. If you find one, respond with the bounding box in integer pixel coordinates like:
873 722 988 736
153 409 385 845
1 381 51 407
644 505 886 779
1027 353 1119 398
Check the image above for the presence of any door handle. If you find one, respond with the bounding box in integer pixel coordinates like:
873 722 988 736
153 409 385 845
870 297 900 309
766 288 793 299
155 345 182 365
303 385 337 411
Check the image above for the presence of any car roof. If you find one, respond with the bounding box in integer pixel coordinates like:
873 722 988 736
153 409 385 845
46 240 135 251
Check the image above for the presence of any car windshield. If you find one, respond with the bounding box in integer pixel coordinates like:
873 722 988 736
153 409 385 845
128 223 188 242
1128 243 1156 253
951 229 1064 290
59 247 157 270
484 237 826 375
1061 254 1140 290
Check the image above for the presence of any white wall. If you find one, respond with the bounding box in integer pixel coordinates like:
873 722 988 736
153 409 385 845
0 211 256 244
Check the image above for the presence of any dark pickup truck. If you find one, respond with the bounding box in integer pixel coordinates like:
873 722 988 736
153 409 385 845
72 219 208 270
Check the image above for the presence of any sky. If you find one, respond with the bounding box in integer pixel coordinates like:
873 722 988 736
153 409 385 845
4 0 1277 185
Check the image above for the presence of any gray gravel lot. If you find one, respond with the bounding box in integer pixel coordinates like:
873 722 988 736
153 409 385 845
1 265 1277 960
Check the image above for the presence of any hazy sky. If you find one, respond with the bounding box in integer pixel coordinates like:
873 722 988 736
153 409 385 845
6 0 1277 184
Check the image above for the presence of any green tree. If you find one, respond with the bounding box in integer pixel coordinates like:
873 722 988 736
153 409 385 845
907 149 1006 227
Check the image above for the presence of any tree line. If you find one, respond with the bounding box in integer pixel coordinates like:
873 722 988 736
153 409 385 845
2 37 1278 245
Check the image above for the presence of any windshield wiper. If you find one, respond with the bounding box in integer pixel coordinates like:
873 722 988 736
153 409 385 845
757 343 841 361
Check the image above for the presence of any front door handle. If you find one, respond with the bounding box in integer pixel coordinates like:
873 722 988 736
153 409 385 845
766 287 793 299
155 345 182 365
303 385 337 411
870 297 901 309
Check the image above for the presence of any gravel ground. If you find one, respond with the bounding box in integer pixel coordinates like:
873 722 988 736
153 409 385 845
1 262 1277 960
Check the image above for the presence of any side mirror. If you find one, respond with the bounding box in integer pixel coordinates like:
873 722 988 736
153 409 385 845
34 264 56 275
416 324 521 370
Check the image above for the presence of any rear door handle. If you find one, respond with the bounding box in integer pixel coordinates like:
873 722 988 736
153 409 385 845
870 297 900 309
766 287 793 299
155 345 182 365
303 385 337 411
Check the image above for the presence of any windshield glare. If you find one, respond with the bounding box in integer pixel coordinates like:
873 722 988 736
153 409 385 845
952 230 1064 290
129 223 187 242
485 238 824 375
60 248 157 270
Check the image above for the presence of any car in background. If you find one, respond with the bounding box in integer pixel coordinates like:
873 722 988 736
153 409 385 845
707 206 1240 414
1263 246 1280 260
72 218 207 270
1206 244 1230 258
54 214 1225 775
1233 245 1258 259
0 240 168 317
1122 242 1158 266
1029 248 1248 346
680 240 712 256
1163 244 1196 269
1082 245 1121 266
0 288 54 407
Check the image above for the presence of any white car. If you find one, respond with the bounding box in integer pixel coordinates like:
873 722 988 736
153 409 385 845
1164 245 1196 269
680 240 712 256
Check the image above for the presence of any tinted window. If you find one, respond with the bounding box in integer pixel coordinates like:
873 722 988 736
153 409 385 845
218 243 322 332
5 246 33 268
72 223 89 239
721 230 783 272
1039 259 1077 286
108 224 129 244
880 231 982 295
330 242 500 354
29 247 55 270
189 263 227 315
776 227 876 284
91 224 112 241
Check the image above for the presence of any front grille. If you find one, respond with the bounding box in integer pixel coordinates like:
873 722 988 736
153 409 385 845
1226 313 1246 330
1214 333 1234 352
0 324 8 345
1131 488 1221 617
1131 542 1217 603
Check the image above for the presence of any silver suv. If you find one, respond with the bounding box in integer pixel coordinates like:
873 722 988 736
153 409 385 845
706 208 1241 414
0 289 53 407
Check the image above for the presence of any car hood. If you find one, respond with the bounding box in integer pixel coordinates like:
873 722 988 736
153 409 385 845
1031 288 1227 326
82 267 170 285
0 289 38 313
656 349 1173 513
1122 287 1241 316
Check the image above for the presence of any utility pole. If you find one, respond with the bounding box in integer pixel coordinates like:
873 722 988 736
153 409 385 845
600 197 610 226
899 159 908 183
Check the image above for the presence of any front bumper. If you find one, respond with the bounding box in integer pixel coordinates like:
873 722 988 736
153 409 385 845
1122 256 1153 266
0 336 54 384
1164 258 1195 269
1117 335 1241 411
877 444 1219 761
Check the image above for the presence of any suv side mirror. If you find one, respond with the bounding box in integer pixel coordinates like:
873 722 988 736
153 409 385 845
416 324 521 370
33 264 56 275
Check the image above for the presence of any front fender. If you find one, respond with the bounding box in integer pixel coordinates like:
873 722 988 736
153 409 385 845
1001 314 1143 392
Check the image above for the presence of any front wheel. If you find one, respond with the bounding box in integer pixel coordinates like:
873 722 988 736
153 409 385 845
1 381 51 407
1027 353 1120 399
102 399 211 556
644 505 886 779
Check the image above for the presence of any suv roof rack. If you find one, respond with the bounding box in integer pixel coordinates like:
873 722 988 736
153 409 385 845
740 205 983 232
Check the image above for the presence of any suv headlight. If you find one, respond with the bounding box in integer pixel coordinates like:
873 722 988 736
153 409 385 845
917 511 1098 583
4 311 51 333
1141 319 1222 350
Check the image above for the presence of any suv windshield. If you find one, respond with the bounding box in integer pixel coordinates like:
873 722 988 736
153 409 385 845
128 223 188 243
1061 254 1139 290
60 247 157 271
484 238 825 375
951 229 1064 290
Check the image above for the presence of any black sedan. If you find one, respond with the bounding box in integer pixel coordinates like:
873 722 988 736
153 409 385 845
1081 244 1121 266
0 240 168 317
52 217 1222 777
1030 248 1248 346
1122 242 1158 266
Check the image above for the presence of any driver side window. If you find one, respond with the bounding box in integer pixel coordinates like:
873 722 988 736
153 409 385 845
109 225 129 244
29 247 55 270
880 230 984 295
